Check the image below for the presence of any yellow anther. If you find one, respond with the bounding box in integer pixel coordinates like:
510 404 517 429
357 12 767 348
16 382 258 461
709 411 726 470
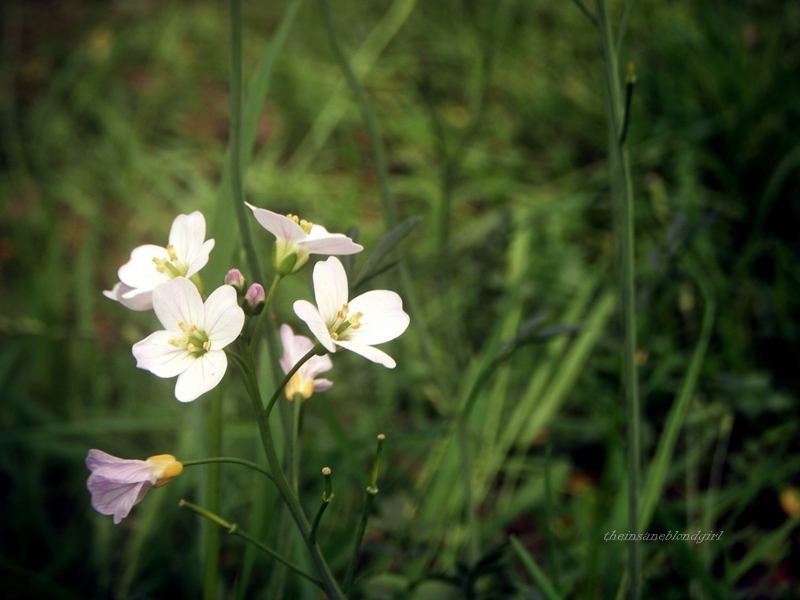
336 303 349 319
189 324 198 332
203 341 211 351
330 332 339 340
291 215 300 224
168 338 181 347
166 244 178 261
300 220 313 235
178 322 188 332
350 311 363 324
351 323 361 330
187 343 196 353
155 265 166 273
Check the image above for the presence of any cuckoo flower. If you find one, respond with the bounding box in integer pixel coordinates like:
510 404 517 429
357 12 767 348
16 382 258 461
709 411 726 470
86 449 183 524
293 257 409 368
279 324 333 400
245 202 362 275
132 278 244 402
104 211 215 310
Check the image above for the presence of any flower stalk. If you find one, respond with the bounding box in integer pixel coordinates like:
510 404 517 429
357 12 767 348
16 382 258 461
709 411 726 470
309 467 334 545
249 273 283 351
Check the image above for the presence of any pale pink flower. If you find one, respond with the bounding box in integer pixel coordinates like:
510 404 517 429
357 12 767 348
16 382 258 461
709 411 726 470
245 202 362 274
104 212 215 310
293 257 409 369
279 324 333 400
132 278 245 402
86 449 183 524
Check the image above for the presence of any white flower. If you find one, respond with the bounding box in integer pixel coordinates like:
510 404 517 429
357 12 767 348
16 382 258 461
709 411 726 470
293 257 409 369
279 324 333 400
86 450 183 524
132 278 244 402
104 212 215 310
246 202 362 274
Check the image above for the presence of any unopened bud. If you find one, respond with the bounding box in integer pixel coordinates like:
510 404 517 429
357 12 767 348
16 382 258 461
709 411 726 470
225 269 246 292
245 283 266 315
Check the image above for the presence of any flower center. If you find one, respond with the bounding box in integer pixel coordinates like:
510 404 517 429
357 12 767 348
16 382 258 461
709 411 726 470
286 213 314 235
328 303 362 341
168 321 211 356
152 245 187 280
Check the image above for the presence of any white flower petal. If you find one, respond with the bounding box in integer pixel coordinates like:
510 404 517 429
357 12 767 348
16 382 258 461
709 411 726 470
313 378 334 392
293 300 336 353
345 290 410 345
103 282 153 311
168 212 207 265
313 257 349 324
301 225 363 255
186 238 216 278
333 339 397 368
174 350 227 402
133 330 195 378
118 244 171 290
246 202 306 242
203 285 244 348
152 278 205 332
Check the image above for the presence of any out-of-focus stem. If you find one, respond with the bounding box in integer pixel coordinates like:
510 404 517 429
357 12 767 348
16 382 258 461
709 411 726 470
229 0 262 284
249 273 283 351
203 389 223 600
594 0 641 597
183 457 273 482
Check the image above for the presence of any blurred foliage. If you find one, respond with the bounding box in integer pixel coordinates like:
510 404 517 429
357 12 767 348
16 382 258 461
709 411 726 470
1 0 800 598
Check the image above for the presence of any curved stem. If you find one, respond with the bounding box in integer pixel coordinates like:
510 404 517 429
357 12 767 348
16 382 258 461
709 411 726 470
180 500 323 588
238 342 345 600
183 457 274 482
265 346 322 417
228 0 262 284
249 273 283 352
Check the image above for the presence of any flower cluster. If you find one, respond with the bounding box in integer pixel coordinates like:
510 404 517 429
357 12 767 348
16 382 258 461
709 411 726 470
92 204 409 523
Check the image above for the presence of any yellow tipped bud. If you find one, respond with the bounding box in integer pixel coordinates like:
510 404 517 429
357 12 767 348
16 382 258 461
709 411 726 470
322 467 331 476
146 454 184 488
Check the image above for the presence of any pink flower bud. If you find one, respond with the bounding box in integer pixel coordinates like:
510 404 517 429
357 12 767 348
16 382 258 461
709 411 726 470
245 283 266 315
225 268 246 291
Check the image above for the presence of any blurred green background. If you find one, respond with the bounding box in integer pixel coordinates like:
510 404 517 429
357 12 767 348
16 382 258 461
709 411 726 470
2 0 800 598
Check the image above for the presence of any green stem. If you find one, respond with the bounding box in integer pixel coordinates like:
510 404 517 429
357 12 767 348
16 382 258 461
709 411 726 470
183 457 274 482
456 414 480 565
289 392 303 495
229 0 262 285
317 0 395 228
544 445 561 592
344 492 375 593
265 346 322 417
180 500 323 588
310 468 334 545
249 273 283 352
595 0 641 597
203 389 223 600
237 343 345 600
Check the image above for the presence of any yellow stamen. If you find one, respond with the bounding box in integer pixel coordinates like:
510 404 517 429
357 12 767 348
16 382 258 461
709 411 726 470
168 338 181 347
155 265 166 273
336 303 349 320
203 341 211 351
187 343 196 353
189 323 198 332
178 322 188 332
351 323 361 330
350 311 363 324
330 332 338 340
166 244 178 261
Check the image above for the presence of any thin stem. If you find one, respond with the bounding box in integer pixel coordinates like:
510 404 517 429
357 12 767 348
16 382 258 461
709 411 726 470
183 457 274 482
249 273 283 351
310 467 334 545
456 414 480 564
265 346 322 417
595 0 641 597
289 392 303 495
238 343 345 600
317 0 395 229
179 500 323 588
572 0 599 28
229 0 263 284
344 492 374 593
203 389 223 600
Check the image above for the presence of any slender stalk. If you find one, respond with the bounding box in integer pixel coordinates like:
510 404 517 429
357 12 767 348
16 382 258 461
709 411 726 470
229 0 262 284
180 500 323 588
343 435 384 592
310 467 334 545
456 415 480 564
289 392 303 495
183 457 274 482
249 273 283 351
572 0 599 28
203 389 223 600
594 1 640 597
317 0 395 227
265 346 322 417
235 343 345 600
